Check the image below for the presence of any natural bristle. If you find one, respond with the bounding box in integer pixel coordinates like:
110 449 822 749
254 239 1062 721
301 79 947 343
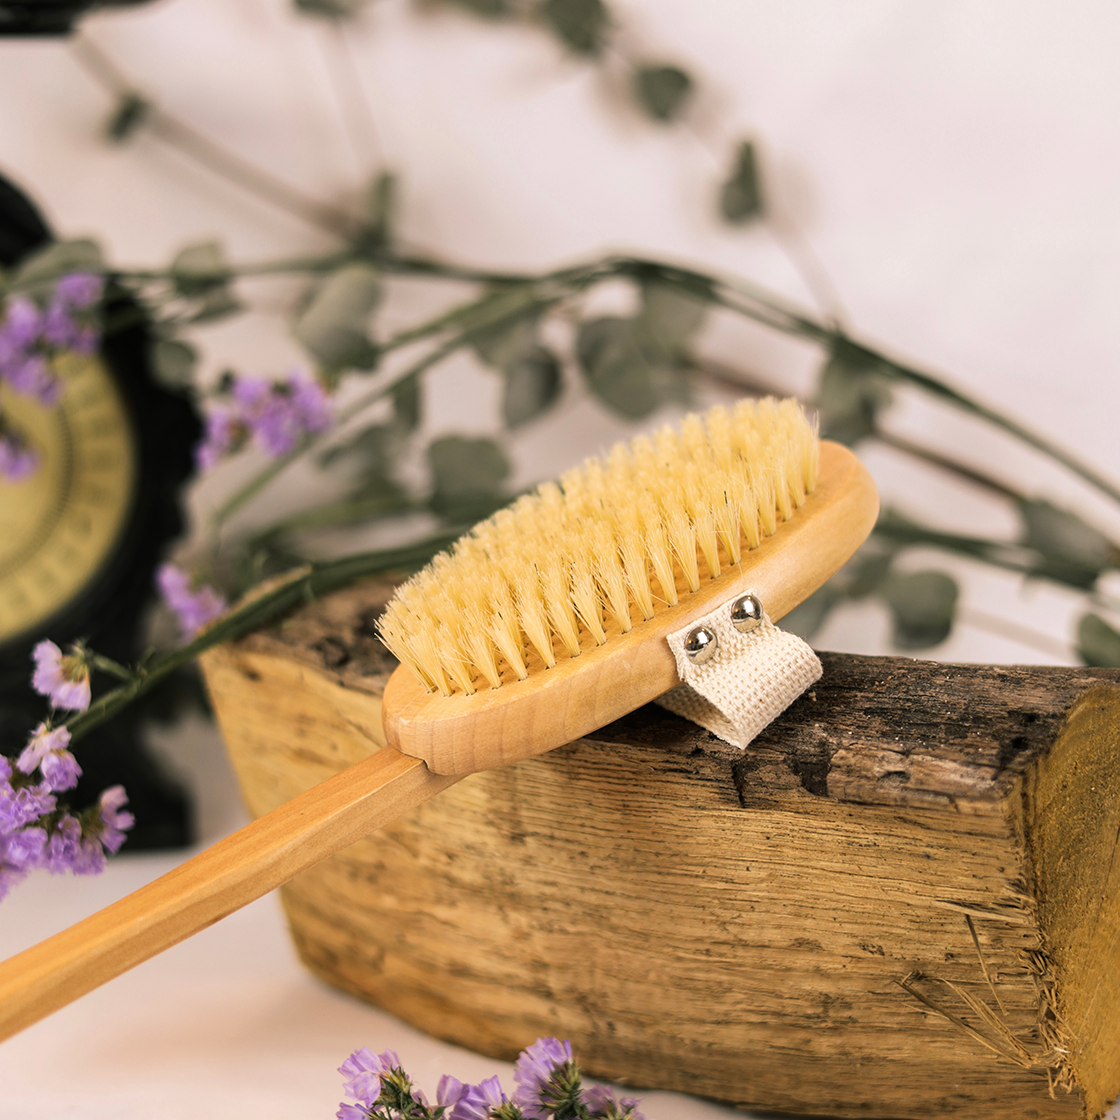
378 398 819 696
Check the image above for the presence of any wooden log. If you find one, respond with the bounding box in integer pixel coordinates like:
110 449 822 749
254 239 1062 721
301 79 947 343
199 578 1120 1120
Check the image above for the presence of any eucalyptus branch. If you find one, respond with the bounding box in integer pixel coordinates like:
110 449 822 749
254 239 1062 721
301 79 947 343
64 535 459 745
70 36 364 241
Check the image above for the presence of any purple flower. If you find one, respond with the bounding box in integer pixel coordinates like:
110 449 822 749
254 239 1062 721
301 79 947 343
0 760 56 837
194 407 240 471
17 723 82 792
234 371 332 457
156 563 227 640
0 297 59 404
42 273 103 353
583 1084 645 1120
338 1046 401 1107
512 1037 573 1118
31 640 91 711
97 785 134 854
0 425 39 480
448 1075 509 1120
438 1075 472 1111
52 272 103 310
335 1105 369 1120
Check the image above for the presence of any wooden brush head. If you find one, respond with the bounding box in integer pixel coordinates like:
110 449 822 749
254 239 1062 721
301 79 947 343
382 431 878 776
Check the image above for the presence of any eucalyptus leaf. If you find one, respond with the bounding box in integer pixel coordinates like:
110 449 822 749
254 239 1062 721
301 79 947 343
189 286 242 324
1077 613 1120 668
13 239 104 287
503 346 562 428
719 140 764 224
170 241 230 296
1018 498 1116 589
149 338 198 389
365 171 397 244
576 316 681 419
638 279 707 360
633 64 693 122
540 0 608 55
319 423 402 472
293 263 381 373
815 338 893 445
293 0 371 17
106 92 150 142
428 435 511 519
392 373 422 433
469 309 541 372
880 569 958 649
443 0 511 16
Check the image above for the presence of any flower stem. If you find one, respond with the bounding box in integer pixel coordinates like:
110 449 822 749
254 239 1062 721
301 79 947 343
65 534 459 745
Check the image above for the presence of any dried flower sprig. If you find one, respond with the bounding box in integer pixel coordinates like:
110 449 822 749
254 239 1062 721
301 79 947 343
336 1038 643 1120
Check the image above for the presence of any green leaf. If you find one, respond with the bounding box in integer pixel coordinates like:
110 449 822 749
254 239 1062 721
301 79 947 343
815 338 894 445
443 0 511 16
1077 613 1120 667
638 279 707 360
576 316 683 420
149 338 198 389
719 140 764 224
170 240 230 297
880 569 959 649
633 64 693 122
391 373 422 433
13 239 104 287
293 263 381 373
427 435 510 519
292 0 370 16
105 92 150 143
319 423 402 471
189 286 242 324
540 0 608 55
1018 498 1116 590
364 171 397 245
469 309 541 372
503 346 562 428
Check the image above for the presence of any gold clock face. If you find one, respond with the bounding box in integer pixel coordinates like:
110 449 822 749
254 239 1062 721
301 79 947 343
0 353 137 645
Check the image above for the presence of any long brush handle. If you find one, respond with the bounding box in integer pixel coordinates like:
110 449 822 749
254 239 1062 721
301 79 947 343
0 747 457 1043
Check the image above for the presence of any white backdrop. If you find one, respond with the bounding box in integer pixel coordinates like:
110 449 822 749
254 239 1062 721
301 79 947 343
1 2 1119 1117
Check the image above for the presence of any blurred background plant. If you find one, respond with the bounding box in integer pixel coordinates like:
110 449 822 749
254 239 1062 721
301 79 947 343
4 0 1120 755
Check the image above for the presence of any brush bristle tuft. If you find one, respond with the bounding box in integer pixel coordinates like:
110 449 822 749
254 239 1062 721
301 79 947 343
378 398 819 694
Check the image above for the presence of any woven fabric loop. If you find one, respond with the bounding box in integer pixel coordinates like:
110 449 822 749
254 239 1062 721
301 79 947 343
656 593 821 749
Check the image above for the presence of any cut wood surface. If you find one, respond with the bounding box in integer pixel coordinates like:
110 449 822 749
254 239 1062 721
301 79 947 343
200 578 1120 1120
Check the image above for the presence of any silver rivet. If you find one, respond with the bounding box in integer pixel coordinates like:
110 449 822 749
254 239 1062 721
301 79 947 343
730 593 764 634
684 625 718 665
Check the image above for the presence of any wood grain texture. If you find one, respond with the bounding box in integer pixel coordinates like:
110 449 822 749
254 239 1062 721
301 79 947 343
383 440 880 775
0 739 456 1043
202 578 1120 1120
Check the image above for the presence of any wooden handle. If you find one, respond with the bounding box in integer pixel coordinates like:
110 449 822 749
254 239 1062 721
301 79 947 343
0 747 457 1043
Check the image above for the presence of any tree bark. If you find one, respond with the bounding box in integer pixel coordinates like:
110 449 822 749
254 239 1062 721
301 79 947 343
200 578 1120 1120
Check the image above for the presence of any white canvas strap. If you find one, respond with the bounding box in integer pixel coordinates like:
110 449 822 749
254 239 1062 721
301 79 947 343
656 593 821 749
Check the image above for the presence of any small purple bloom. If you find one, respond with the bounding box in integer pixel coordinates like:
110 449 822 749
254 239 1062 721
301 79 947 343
156 563 227 640
0 426 39 480
97 785 134 854
0 770 56 837
194 407 240 472
335 1105 369 1120
338 1047 400 1107
31 639 91 711
17 723 81 792
448 1075 508 1120
513 1037 573 1118
233 371 332 457
438 1075 472 1110
52 272 103 310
